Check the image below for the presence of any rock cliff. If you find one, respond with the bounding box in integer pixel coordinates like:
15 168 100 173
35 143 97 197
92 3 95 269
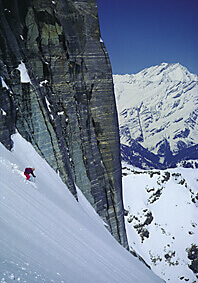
0 0 128 248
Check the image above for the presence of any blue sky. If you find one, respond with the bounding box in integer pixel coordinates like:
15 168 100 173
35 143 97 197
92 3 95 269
97 0 198 75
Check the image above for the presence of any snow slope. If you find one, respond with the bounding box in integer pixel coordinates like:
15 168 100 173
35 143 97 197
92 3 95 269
122 163 198 282
114 63 198 156
0 133 163 283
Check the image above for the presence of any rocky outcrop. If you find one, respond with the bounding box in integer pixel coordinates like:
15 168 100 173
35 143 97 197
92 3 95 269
122 164 198 282
0 0 128 248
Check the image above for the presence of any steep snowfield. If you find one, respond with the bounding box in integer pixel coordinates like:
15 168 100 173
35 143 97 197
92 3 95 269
0 133 163 283
122 163 198 282
114 63 198 155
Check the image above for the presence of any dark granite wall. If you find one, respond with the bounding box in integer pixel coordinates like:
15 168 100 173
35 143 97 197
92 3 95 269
0 0 128 248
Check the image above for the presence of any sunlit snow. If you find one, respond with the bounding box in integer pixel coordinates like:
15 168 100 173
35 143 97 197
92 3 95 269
114 63 198 154
16 62 31 83
122 163 198 282
0 133 162 282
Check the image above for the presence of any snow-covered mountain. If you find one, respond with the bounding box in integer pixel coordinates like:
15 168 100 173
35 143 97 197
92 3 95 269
114 64 198 282
114 63 198 168
0 133 163 283
122 163 198 282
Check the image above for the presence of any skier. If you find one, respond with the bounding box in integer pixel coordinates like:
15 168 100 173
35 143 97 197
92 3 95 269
24 167 36 181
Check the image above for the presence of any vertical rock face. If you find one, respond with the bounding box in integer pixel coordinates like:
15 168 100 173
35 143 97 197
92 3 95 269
0 0 128 248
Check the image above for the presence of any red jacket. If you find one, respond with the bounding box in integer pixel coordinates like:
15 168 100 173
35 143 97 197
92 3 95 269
24 168 35 177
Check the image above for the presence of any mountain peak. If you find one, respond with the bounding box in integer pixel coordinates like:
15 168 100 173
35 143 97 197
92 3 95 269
114 63 198 165
114 63 197 84
140 62 197 83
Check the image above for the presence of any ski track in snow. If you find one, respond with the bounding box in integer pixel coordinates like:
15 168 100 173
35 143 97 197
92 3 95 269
0 133 163 283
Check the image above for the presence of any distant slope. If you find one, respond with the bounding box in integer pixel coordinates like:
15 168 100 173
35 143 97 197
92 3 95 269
0 133 163 283
122 163 198 282
114 63 198 168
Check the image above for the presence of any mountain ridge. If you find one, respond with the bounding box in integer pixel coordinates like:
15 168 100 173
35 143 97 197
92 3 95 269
114 63 198 81
114 63 198 169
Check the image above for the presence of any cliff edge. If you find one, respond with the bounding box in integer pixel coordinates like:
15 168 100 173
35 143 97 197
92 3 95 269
0 0 128 248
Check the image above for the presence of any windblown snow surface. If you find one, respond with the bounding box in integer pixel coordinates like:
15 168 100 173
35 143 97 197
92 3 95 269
0 133 162 283
122 163 198 282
